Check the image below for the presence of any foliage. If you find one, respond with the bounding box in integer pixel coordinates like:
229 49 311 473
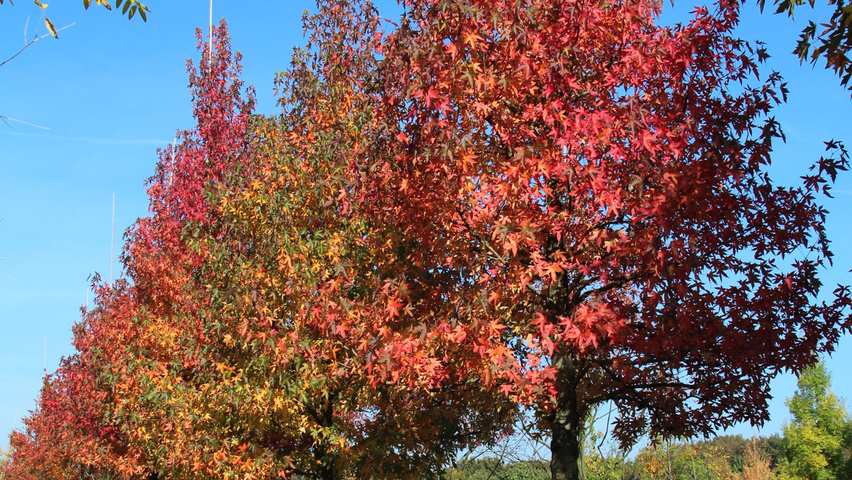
701 435 751 473
583 434 785 480
331 0 852 477
5 1 852 480
3 374 135 480
1 0 150 124
734 439 776 480
633 439 733 480
83 0 150 21
698 434 784 473
0 443 9 480
179 9 514 476
758 436 785 471
756 0 852 89
0 275 159 480
448 458 552 480
585 429 637 480
0 0 148 43
777 360 852 480
6 16 513 480
0 0 149 22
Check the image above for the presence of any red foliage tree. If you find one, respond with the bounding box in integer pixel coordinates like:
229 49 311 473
100 21 263 478
4 21 257 480
4 284 154 480
151 8 515 478
8 3 851 480
304 0 852 478
8 16 511 480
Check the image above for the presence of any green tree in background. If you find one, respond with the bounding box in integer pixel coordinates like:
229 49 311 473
778 361 852 480
448 458 552 480
700 434 784 474
633 439 733 480
584 429 636 480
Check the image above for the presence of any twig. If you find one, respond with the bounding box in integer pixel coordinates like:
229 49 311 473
0 116 50 130
0 21 75 69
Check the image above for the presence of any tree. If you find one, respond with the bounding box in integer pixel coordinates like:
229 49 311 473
449 458 552 480
163 12 513 478
7 1 852 479
5 13 512 480
3 351 153 480
633 439 733 480
0 442 9 480
73 16 512 480
700 434 784 473
584 429 635 480
735 438 776 480
295 0 852 479
777 361 852 480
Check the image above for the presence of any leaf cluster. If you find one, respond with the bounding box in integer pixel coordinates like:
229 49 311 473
757 0 852 89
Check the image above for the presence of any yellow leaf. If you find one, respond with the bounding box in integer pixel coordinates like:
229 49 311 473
45 17 58 38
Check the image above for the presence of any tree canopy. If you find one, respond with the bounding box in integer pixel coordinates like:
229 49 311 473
778 361 852 480
4 1 852 480
339 0 851 477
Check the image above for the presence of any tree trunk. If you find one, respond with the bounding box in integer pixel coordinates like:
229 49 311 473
550 350 586 480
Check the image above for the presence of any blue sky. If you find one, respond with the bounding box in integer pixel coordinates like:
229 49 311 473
1 0 850 451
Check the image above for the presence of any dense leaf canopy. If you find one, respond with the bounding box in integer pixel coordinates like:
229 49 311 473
4 1 851 480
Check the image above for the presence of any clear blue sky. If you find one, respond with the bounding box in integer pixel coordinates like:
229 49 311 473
1 0 850 450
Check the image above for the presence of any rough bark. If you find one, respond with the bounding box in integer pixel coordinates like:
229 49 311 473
550 350 586 480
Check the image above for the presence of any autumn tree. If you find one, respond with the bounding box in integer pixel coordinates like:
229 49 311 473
3 327 154 480
4 20 255 480
735 438 776 480
287 0 852 479
161 7 514 477
777 361 852 480
63 15 513 480
7 1 851 480
94 22 268 479
634 439 733 480
3 273 167 480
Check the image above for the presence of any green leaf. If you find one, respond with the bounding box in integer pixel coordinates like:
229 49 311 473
83 0 90 8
